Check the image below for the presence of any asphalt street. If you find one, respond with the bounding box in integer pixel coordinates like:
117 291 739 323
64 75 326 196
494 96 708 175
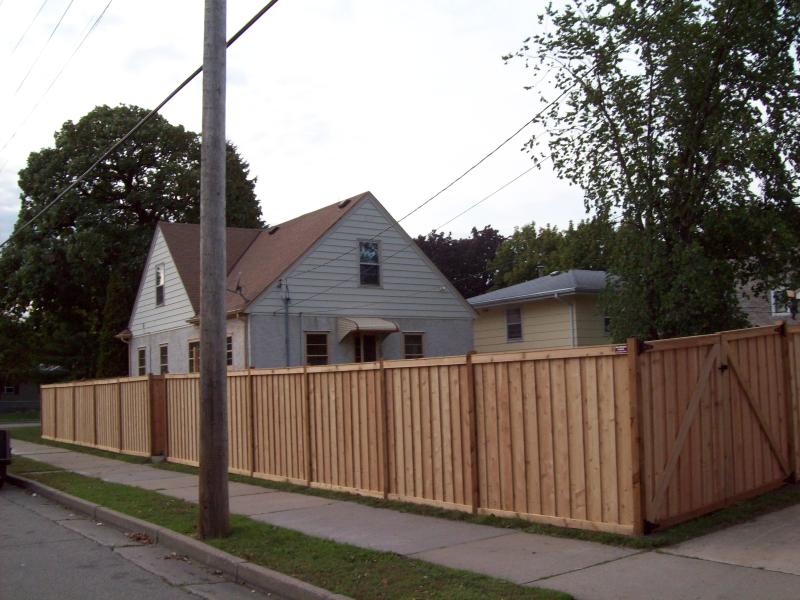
0 484 278 600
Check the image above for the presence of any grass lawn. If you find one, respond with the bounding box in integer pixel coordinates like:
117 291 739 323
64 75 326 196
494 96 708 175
8 455 568 600
11 425 800 550
0 409 40 423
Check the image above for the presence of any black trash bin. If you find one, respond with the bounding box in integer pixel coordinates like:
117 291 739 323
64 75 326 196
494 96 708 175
0 429 10 488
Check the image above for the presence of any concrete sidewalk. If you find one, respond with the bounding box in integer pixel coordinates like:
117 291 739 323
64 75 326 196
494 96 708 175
12 439 800 600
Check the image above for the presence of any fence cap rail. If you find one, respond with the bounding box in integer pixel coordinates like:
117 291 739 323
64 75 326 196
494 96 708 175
384 355 466 369
642 324 782 352
472 344 622 364
42 375 149 389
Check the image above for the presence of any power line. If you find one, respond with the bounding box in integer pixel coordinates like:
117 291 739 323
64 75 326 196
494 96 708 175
0 0 281 250
0 0 114 168
288 161 543 312
287 84 574 285
9 0 49 56
13 0 75 96
433 159 545 232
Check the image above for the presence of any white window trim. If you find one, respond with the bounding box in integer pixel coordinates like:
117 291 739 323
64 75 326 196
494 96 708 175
305 331 329 365
770 290 792 316
403 332 425 359
506 307 523 342
137 346 147 376
159 344 169 374
358 239 382 287
155 263 165 306
188 339 200 373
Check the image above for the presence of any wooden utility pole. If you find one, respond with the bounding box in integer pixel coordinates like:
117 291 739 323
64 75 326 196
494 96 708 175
198 0 230 539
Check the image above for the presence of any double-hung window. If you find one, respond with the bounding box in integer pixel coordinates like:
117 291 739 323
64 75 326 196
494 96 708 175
305 333 328 365
159 344 169 374
359 241 380 286
188 341 200 373
155 264 165 306
506 307 522 341
137 347 147 375
403 333 424 359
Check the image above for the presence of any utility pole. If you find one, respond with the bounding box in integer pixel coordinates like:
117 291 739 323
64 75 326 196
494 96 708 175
198 0 229 539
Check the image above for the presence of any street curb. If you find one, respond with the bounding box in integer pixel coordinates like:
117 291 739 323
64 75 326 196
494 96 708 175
8 474 351 600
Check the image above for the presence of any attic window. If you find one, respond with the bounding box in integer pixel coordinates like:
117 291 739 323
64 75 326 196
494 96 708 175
155 264 165 306
268 226 280 235
359 241 380 286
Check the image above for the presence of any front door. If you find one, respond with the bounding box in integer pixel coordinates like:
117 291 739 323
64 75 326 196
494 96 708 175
355 334 378 362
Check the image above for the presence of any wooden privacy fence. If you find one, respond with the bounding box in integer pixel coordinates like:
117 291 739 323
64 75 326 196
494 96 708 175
41 376 166 457
41 322 800 535
636 324 798 529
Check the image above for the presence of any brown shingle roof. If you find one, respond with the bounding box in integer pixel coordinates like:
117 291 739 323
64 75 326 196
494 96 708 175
158 191 369 314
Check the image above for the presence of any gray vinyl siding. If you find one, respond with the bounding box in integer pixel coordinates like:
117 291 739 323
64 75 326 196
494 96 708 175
247 197 473 319
248 313 472 368
128 319 246 375
129 228 195 336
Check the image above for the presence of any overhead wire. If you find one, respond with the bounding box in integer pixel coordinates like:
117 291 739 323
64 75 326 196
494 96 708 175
0 0 114 172
287 157 548 313
9 0 49 56
0 0 282 250
13 0 76 96
286 88 574 285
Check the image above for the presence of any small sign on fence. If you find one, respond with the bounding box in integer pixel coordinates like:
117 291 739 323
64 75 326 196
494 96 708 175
614 345 628 354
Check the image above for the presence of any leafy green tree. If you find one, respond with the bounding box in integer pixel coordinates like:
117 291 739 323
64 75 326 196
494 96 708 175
0 104 264 379
489 223 564 288
559 217 615 272
414 226 503 298
507 0 800 339
488 217 615 288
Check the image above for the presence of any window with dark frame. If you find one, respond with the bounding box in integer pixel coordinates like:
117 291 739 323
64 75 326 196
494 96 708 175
226 335 233 367
155 264 165 306
603 315 611 336
2 384 18 395
159 344 168 374
506 307 522 341
359 241 380 286
137 347 146 375
403 333 424 359
188 341 200 373
305 333 328 365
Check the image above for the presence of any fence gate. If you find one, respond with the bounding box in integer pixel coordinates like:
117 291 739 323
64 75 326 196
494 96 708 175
639 325 793 528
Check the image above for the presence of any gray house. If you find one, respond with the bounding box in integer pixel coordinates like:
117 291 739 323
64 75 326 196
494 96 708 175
121 192 475 374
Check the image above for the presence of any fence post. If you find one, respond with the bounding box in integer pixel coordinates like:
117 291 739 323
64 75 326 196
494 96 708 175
304 365 312 486
719 333 735 497
149 375 167 457
626 337 646 535
71 384 77 443
51 388 58 441
380 359 390 499
92 383 98 447
117 379 124 453
777 321 797 482
466 351 480 514
248 369 256 477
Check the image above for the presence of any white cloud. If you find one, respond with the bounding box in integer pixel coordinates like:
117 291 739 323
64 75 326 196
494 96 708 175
0 0 588 245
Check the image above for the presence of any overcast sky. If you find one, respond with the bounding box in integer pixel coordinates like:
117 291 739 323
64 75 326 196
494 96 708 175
0 0 589 243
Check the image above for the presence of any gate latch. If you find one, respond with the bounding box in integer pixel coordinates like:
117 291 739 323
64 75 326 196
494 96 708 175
718 363 729 373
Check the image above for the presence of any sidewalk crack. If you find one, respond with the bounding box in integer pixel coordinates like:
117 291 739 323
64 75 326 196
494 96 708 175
522 550 650 584
406 531 517 556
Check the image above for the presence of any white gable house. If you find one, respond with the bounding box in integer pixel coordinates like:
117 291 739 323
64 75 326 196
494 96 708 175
121 192 475 374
